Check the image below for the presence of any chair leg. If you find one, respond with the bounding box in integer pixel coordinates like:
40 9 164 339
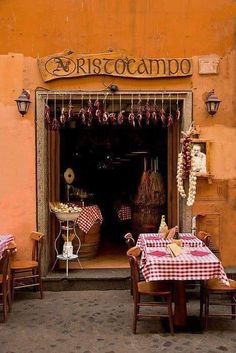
2 284 8 323
231 295 235 320
38 270 44 299
200 283 205 331
204 292 209 330
200 282 203 319
7 279 12 313
133 294 140 334
32 269 38 292
11 271 15 302
130 277 133 296
168 297 174 335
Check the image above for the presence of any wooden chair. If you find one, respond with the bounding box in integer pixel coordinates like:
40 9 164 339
124 232 136 250
124 232 143 295
200 278 236 330
197 231 211 247
0 249 11 322
11 231 45 300
127 254 174 335
197 230 221 259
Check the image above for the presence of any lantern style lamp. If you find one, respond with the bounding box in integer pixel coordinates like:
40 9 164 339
15 89 31 117
205 90 221 116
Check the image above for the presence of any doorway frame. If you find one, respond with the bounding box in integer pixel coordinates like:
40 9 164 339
35 89 193 274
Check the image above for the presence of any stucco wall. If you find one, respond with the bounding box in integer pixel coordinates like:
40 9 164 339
0 0 236 265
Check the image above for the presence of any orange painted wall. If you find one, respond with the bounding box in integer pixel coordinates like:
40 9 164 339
0 0 236 265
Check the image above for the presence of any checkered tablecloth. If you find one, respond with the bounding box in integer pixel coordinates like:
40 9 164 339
0 234 14 259
76 205 103 233
137 233 204 248
140 245 229 285
117 205 132 221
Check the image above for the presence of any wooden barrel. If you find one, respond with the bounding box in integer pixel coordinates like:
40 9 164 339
75 222 101 260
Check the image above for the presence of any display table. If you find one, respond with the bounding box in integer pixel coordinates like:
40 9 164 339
75 205 103 259
76 205 103 233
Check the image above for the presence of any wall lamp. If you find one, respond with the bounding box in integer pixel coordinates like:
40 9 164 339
205 90 221 116
15 89 31 117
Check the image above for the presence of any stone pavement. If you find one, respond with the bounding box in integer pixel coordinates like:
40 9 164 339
0 290 236 353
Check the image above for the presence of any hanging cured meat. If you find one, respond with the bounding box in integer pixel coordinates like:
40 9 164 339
133 157 166 233
44 92 181 130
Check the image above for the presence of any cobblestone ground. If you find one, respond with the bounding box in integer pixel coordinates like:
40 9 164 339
0 290 236 353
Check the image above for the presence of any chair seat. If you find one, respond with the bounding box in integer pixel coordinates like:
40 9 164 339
11 260 38 270
138 280 171 293
205 278 236 291
0 274 9 284
127 246 141 257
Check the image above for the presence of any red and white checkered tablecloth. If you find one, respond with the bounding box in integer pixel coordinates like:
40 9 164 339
0 234 14 259
140 245 229 285
117 205 132 221
137 233 204 248
76 205 103 233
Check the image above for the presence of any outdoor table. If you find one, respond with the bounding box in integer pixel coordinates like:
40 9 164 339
0 234 15 259
136 233 229 328
137 232 204 248
76 205 103 233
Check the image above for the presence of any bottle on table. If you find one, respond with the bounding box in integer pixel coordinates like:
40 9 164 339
158 215 168 234
173 226 180 240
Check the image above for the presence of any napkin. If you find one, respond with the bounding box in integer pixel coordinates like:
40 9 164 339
147 250 167 257
167 243 183 257
190 250 210 256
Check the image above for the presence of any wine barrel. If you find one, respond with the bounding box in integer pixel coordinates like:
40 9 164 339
76 222 101 259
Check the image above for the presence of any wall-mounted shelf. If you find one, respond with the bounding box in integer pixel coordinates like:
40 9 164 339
196 173 214 184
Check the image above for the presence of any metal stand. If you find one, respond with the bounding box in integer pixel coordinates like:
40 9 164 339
51 216 83 276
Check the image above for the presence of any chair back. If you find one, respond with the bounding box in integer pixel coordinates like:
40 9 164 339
127 246 141 257
0 249 10 282
30 232 45 264
127 255 140 297
124 233 135 249
197 231 211 247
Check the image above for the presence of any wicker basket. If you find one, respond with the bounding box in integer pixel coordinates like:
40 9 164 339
132 204 162 236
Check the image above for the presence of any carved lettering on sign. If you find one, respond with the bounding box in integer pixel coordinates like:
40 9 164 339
38 50 193 82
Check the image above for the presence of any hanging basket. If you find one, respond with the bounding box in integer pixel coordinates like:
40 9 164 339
132 204 162 235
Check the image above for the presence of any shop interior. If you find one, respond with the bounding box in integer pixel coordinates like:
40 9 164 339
47 93 182 269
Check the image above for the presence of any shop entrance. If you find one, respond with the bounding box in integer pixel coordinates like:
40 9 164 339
35 90 193 273
60 123 168 267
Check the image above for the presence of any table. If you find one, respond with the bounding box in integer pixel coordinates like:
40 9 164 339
117 205 132 221
0 234 15 259
76 205 103 233
136 233 229 327
137 232 204 248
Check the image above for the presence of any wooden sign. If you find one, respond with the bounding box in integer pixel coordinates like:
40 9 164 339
38 50 193 82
